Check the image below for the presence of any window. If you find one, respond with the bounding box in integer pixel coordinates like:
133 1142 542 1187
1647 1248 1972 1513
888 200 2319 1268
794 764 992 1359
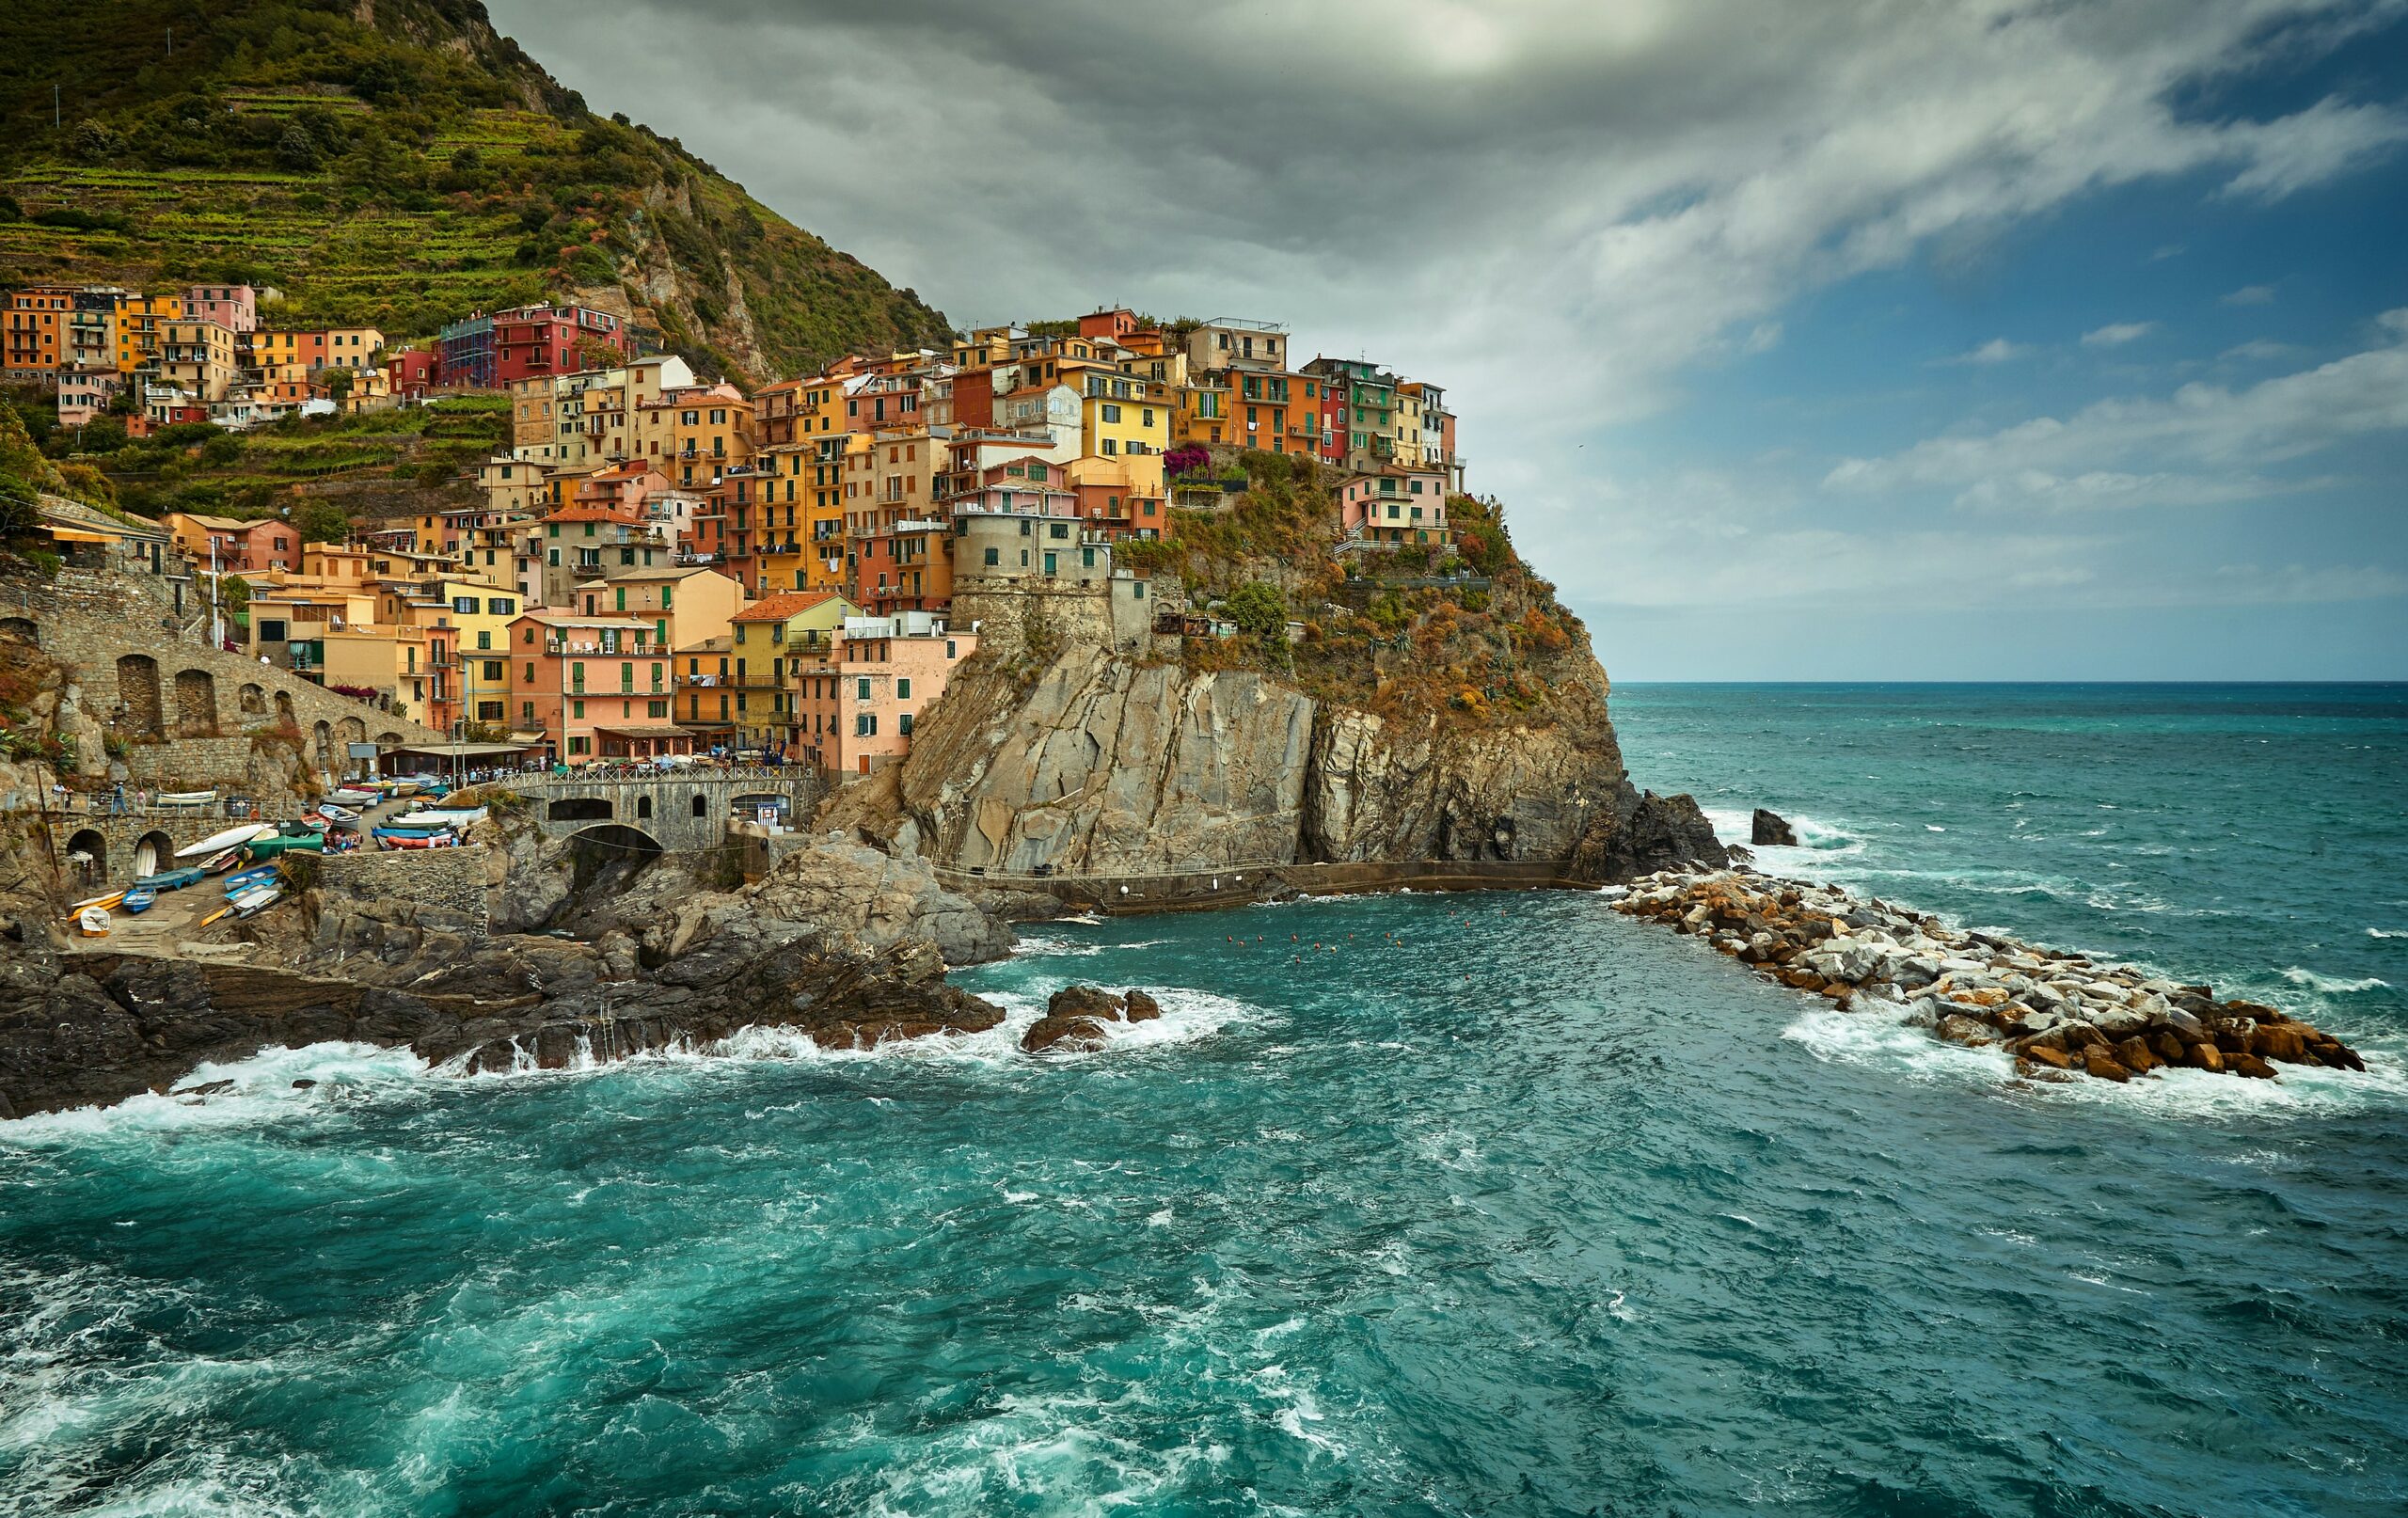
452 595 478 614
983 547 999 566
648 700 669 718
896 677 912 700
523 661 535 682
572 699 585 719
945 640 958 657
1050 523 1069 540
483 659 503 680
1100 403 1120 423
475 630 491 651
899 713 914 736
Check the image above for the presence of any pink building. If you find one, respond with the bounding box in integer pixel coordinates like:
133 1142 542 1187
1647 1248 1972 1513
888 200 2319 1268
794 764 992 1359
185 284 258 333
796 613 976 777
1336 466 1451 546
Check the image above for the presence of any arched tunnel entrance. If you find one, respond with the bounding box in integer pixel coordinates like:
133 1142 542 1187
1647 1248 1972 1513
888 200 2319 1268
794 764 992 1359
563 823 666 906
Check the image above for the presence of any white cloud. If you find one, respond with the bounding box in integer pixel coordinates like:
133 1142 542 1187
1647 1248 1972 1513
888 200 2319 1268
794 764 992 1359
2221 339 2305 361
1826 309 2408 509
2082 322 2158 347
1939 338 2037 365
2223 284 2280 305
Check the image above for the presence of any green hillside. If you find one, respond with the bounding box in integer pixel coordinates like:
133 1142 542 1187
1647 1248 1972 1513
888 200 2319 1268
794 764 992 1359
0 0 952 383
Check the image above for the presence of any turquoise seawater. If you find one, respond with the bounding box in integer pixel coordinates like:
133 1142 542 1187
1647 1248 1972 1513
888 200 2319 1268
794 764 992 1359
5 684 2405 1515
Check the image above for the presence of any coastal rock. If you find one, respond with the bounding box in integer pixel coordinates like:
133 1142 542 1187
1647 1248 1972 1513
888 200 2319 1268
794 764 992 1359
1751 809 1799 846
740 842 1015 966
1021 985 1161 1054
1608 866 2361 1087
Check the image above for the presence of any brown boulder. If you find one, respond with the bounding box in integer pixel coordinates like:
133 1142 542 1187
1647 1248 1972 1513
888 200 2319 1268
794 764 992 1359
2227 1052 2277 1080
1935 1014 1997 1047
2115 1036 2161 1075
2249 1025 2307 1064
2021 1044 2073 1070
2149 1031 2186 1064
2081 1045 2132 1083
1021 984 1165 1053
2185 1041 2225 1074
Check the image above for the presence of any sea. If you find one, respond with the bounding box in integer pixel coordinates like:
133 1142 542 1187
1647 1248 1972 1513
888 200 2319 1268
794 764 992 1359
4 683 2404 1516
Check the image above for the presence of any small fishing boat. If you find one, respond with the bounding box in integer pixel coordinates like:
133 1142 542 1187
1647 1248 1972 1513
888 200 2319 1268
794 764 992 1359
328 787 377 807
388 808 485 830
135 866 206 892
77 907 111 938
242 831 325 862
373 829 459 849
177 823 276 860
70 889 127 913
200 848 240 875
231 883 282 917
317 802 362 829
120 887 157 914
152 790 219 808
223 865 279 895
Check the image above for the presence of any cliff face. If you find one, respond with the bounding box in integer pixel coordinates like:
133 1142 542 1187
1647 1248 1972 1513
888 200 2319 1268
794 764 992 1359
838 589 1720 884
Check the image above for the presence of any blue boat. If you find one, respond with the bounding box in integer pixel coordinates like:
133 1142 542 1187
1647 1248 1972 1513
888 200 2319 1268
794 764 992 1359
223 865 278 895
135 866 205 892
120 887 157 914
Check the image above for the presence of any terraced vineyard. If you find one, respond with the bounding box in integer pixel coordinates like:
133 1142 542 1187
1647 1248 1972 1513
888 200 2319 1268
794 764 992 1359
0 1 951 380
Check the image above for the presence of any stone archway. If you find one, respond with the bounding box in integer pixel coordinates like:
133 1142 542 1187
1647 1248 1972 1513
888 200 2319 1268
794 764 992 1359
239 682 267 717
173 669 219 737
547 796 613 822
312 719 333 771
132 830 173 878
0 616 36 645
275 689 296 731
635 794 653 819
64 828 108 889
374 730 403 745
117 655 162 737
336 716 365 748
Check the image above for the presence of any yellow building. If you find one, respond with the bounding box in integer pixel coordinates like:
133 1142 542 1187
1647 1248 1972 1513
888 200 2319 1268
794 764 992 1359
727 589 862 751
113 293 183 373
629 383 757 487
1067 361 1170 465
600 565 746 654
254 327 385 374
158 319 238 403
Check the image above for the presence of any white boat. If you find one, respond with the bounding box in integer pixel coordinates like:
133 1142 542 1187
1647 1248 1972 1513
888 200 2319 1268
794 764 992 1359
175 823 276 860
329 787 378 806
77 906 111 938
388 807 486 829
317 803 362 828
153 790 218 808
230 883 282 917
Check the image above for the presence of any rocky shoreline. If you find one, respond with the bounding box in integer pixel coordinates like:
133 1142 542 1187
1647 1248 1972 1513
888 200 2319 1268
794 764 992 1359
1611 865 2368 1083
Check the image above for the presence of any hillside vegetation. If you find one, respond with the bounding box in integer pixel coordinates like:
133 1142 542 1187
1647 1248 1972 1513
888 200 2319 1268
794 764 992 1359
1122 451 1593 728
0 0 951 382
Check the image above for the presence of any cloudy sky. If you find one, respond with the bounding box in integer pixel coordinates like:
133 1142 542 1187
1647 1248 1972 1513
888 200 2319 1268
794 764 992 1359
487 0 2408 679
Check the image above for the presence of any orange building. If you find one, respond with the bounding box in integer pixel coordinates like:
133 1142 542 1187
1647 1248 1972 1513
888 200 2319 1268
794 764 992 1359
5 287 74 382
504 610 679 764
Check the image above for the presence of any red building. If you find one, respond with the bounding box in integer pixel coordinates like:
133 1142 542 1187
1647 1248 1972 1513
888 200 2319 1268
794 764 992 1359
490 304 634 387
386 349 437 398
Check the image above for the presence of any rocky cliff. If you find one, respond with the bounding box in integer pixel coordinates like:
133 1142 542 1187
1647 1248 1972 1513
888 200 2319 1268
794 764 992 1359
829 460 1722 883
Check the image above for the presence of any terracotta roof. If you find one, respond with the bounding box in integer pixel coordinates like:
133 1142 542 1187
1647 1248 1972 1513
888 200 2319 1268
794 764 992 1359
732 590 845 622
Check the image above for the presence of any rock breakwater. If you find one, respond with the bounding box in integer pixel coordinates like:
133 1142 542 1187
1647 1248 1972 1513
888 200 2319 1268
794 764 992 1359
1613 868 2367 1083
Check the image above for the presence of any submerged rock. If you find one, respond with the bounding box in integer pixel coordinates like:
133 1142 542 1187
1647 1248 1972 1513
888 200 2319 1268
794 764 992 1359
1751 809 1799 846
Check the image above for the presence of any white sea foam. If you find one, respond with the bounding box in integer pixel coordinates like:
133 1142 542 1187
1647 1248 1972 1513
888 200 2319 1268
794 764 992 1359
2369 928 2405 941
1703 807 1865 867
0 1042 433 1142
2279 967 2390 994
1783 995 2408 1119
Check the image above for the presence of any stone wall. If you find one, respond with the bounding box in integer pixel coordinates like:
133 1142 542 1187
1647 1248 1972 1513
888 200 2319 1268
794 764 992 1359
950 573 1175 663
1 561 444 786
320 846 492 937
